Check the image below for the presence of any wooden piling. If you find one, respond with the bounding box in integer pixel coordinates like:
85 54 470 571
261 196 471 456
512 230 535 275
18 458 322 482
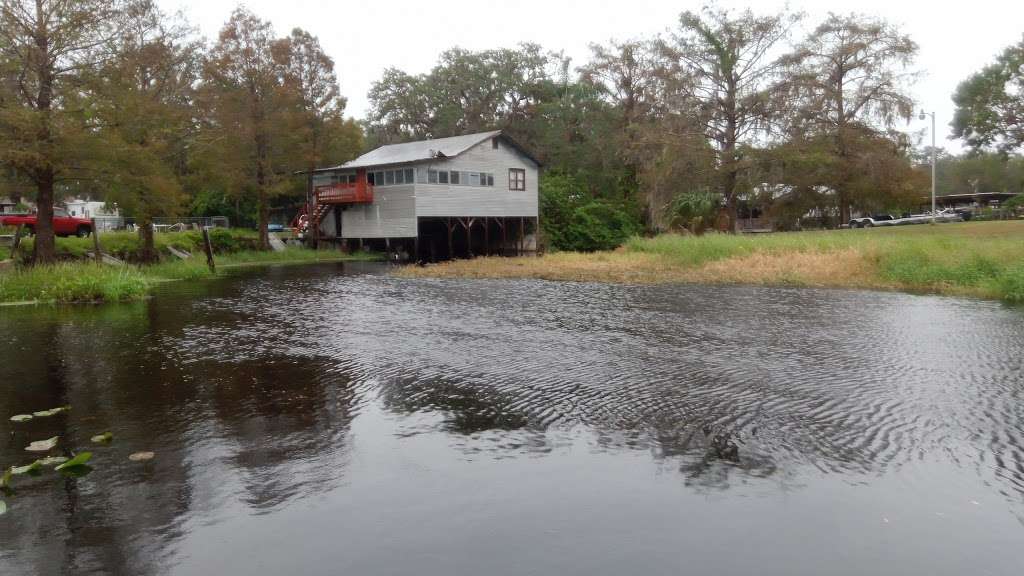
91 218 102 264
446 217 453 259
498 218 506 256
518 217 525 256
201 227 216 273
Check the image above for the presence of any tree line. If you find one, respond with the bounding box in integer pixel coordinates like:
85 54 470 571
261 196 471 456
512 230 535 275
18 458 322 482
0 0 360 263
366 7 931 248
2 1 1022 261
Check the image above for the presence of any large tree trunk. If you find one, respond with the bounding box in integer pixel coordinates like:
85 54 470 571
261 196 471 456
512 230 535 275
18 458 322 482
254 102 270 250
33 168 56 264
256 149 269 251
721 144 740 233
32 20 56 264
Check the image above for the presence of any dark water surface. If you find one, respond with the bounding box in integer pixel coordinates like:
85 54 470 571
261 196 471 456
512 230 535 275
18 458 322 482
2 262 1024 575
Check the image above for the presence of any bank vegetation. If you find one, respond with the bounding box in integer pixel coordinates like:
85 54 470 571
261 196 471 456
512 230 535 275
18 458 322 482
397 221 1024 303
0 229 377 304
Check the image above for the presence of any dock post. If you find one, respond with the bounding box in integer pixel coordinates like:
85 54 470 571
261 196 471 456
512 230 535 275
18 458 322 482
201 227 216 273
500 218 506 256
446 218 453 259
518 217 524 256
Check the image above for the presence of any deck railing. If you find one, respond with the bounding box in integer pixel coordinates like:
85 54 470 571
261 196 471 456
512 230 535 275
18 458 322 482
315 182 374 204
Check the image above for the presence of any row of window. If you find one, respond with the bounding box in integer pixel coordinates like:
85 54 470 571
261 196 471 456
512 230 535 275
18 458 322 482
369 169 415 186
427 170 495 187
325 167 527 190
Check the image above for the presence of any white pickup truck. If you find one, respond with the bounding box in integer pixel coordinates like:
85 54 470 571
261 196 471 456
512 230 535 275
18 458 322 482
849 209 966 228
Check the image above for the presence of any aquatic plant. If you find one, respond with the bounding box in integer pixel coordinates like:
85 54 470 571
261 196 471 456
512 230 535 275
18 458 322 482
91 432 113 444
55 453 92 471
25 437 58 452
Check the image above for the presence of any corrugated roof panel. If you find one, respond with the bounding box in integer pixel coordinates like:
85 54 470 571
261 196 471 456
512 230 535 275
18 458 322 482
324 130 503 170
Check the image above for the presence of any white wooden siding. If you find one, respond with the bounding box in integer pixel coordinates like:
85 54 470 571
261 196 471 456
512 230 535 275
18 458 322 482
339 184 416 238
414 138 538 218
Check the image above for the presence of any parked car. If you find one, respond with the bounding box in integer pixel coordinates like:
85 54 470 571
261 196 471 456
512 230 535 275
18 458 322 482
267 223 285 233
0 208 93 237
849 214 896 228
849 209 964 228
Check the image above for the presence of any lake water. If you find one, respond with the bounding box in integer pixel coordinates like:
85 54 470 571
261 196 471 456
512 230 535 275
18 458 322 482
2 262 1024 575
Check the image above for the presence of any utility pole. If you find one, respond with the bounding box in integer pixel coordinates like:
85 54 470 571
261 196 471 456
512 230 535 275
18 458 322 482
919 110 936 222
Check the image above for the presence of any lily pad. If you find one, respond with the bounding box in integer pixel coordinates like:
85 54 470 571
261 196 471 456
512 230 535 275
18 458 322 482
55 452 92 471
37 456 69 467
10 461 42 475
25 436 59 452
32 406 70 418
91 432 113 444
128 451 155 462
9 414 32 423
59 465 93 478
0 500 6 516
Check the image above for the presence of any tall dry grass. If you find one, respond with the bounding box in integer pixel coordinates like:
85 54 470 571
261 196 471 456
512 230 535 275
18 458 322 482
398 221 1024 303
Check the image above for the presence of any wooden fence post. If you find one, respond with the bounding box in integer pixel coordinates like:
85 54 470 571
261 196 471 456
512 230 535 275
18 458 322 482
91 218 102 264
201 227 216 273
10 224 24 260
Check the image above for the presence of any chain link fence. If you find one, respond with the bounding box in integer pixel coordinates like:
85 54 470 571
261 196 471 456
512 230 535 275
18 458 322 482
92 216 230 232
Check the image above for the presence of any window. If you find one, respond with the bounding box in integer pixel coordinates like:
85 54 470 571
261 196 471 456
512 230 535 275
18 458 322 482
438 170 449 184
428 169 438 184
450 171 460 185
395 170 404 184
367 172 375 185
404 168 414 183
486 173 494 186
386 171 395 185
469 172 480 186
347 174 357 184
509 168 526 191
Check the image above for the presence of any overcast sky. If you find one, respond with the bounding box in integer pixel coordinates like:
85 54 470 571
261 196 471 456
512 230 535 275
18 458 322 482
159 0 1024 153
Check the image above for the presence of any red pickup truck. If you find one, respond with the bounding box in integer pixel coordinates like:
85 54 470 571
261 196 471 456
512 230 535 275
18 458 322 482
0 208 94 237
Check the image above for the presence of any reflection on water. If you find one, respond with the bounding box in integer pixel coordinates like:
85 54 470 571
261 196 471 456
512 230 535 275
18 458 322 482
2 262 1024 575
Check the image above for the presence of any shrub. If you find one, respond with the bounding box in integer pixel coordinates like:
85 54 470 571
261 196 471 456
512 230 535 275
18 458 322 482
540 172 642 252
560 202 640 252
664 189 721 234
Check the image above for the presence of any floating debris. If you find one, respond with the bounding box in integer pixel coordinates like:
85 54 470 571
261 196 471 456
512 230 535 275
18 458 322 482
0 469 10 489
10 461 42 475
9 414 32 423
0 500 6 516
32 406 70 418
128 452 155 462
25 437 59 452
55 453 92 471
37 456 69 467
91 432 113 444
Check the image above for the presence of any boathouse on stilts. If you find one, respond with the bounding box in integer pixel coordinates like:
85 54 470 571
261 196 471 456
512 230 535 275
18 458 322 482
296 130 540 261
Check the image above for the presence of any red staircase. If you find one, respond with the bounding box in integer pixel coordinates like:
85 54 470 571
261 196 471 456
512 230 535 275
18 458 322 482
304 168 374 235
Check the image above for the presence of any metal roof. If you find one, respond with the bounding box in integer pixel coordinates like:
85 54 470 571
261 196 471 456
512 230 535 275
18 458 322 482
314 130 539 172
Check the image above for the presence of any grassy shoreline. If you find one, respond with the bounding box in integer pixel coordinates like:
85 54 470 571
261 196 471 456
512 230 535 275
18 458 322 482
396 221 1024 303
0 231 380 304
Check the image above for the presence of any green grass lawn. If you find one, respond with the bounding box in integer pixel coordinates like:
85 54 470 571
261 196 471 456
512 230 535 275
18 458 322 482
1 230 381 304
